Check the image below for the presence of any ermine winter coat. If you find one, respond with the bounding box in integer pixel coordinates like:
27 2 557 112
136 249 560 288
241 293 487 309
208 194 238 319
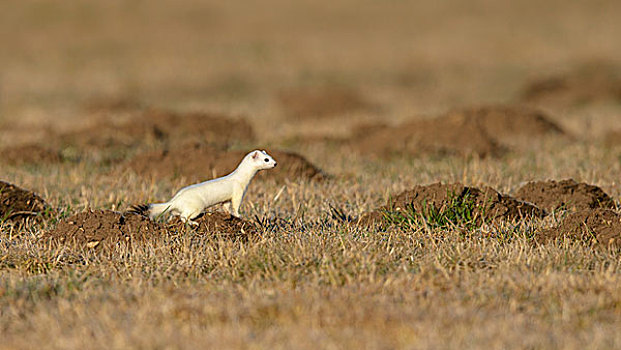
132 150 277 225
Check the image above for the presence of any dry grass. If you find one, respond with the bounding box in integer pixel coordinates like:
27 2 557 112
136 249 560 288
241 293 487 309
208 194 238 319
2 0 621 349
2 145 620 349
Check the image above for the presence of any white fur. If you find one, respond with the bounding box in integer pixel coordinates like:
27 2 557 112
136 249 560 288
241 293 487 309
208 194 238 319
147 150 277 225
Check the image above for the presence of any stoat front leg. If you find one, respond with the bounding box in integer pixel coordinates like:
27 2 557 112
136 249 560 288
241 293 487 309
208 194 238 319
180 206 202 227
230 187 244 218
223 202 233 215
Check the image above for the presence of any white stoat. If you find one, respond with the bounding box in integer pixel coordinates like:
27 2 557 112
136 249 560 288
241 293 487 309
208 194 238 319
132 150 277 225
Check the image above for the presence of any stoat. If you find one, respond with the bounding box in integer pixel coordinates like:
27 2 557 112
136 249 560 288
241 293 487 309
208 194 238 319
131 150 277 225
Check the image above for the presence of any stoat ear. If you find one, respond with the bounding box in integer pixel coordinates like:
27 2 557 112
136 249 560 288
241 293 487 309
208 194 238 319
252 151 259 160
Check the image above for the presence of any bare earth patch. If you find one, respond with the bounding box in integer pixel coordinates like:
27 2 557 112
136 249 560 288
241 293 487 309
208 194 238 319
41 209 165 248
60 110 255 150
0 144 63 166
350 105 564 157
604 130 621 147
515 179 615 212
124 145 327 182
1 110 256 164
351 113 503 158
537 208 621 247
358 182 545 227
0 181 50 223
278 86 375 119
521 61 621 107
164 211 258 239
458 105 567 143
83 96 143 113
41 209 258 249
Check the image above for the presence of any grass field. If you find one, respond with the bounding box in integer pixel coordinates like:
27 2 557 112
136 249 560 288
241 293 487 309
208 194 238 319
1 1 621 349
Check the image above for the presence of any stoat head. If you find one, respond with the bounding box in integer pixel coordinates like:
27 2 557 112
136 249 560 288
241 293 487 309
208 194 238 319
247 150 277 170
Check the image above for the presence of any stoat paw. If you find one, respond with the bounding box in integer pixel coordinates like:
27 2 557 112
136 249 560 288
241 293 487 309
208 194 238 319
180 216 199 227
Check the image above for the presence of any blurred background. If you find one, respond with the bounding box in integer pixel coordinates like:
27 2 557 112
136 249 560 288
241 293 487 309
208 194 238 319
1 0 620 145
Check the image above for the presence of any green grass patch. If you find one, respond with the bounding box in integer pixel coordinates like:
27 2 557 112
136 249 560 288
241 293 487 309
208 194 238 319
380 190 485 230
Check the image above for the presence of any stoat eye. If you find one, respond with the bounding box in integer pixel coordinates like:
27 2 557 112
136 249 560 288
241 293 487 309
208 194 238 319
264 158 269 162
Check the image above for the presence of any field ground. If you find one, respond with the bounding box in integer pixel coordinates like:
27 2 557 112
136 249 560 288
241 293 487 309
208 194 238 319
1 1 621 349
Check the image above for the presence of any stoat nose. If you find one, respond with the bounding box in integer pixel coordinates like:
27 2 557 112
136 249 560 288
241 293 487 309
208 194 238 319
273 162 277 167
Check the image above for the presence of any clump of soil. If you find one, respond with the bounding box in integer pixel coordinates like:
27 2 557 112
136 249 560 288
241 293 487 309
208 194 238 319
83 96 143 113
0 181 50 222
349 122 390 139
459 105 566 143
0 144 63 165
165 211 258 238
604 130 621 147
515 179 615 212
61 110 255 150
537 209 621 247
41 209 165 248
278 87 375 119
358 182 545 227
124 145 326 182
42 208 259 248
350 105 564 157
350 111 503 158
521 61 621 107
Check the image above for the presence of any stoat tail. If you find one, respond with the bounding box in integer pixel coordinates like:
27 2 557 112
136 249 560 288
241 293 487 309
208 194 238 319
128 203 171 220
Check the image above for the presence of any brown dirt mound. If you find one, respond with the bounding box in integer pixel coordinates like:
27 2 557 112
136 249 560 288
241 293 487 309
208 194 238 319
604 130 621 147
359 182 545 227
521 62 621 107
278 87 375 119
42 209 165 248
42 209 258 248
0 144 63 165
349 122 390 139
515 179 615 212
0 181 49 222
125 145 326 182
460 105 566 142
350 105 564 157
60 110 255 150
83 96 143 113
351 112 503 158
537 209 621 247
164 211 258 238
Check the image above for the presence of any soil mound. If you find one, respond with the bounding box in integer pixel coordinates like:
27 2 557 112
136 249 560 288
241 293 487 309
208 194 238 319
125 145 326 182
42 208 259 248
60 110 255 150
604 130 621 147
351 112 504 158
521 62 621 107
165 211 258 238
537 209 621 247
515 179 615 212
0 144 63 165
278 87 374 119
359 182 545 227
460 105 566 142
0 181 49 222
42 209 165 248
83 96 143 113
350 122 390 139
350 105 564 157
